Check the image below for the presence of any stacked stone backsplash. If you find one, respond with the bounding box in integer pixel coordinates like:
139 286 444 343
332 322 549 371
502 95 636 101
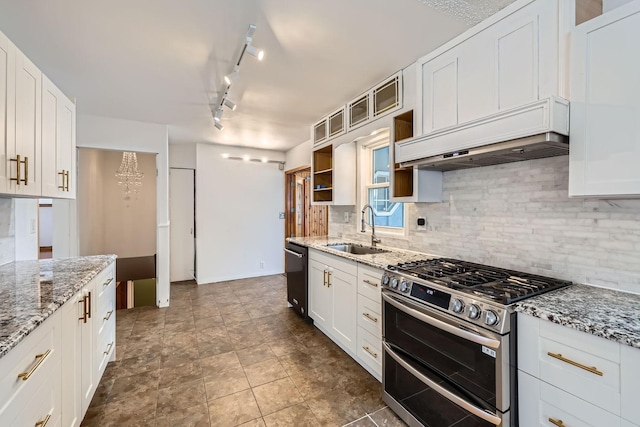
330 155 640 294
0 198 15 266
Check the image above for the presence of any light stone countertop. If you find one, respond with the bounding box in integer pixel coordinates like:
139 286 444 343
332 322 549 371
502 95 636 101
287 236 436 269
515 284 640 349
0 255 117 359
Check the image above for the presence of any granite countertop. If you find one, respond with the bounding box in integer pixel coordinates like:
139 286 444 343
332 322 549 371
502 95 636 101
287 236 435 269
515 284 640 349
0 255 117 359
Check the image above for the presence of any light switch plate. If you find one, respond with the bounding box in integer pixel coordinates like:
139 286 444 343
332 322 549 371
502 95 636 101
279 212 285 219
344 212 350 223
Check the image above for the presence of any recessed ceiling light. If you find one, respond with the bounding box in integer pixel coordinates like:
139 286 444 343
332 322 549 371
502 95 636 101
242 155 250 161
221 153 229 158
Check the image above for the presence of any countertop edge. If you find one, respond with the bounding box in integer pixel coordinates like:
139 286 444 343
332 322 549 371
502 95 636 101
0 255 117 359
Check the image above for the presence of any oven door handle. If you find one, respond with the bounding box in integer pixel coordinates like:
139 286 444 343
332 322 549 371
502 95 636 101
283 248 304 258
383 342 502 426
382 292 500 349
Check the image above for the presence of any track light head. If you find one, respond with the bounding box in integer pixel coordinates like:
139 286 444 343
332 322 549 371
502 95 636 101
215 121 224 131
247 24 257 38
246 45 264 61
214 108 223 122
224 69 240 85
223 99 237 111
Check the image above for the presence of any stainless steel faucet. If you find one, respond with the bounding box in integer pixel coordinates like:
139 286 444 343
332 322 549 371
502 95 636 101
361 204 381 247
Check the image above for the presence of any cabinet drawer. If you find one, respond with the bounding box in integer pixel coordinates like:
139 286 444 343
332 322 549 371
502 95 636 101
96 286 115 339
309 249 357 276
95 263 115 302
96 322 115 377
357 264 382 301
6 360 62 427
357 327 382 377
621 344 640 425
0 312 61 417
357 295 381 338
519 371 620 427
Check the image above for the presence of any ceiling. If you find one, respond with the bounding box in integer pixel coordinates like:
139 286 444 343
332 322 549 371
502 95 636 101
0 1 510 152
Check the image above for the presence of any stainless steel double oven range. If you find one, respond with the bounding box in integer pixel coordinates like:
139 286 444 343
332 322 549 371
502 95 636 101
381 258 571 427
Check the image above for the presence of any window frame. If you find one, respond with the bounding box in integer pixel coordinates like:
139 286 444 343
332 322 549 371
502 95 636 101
358 131 406 238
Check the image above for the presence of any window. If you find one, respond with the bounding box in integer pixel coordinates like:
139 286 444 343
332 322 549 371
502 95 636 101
362 141 404 232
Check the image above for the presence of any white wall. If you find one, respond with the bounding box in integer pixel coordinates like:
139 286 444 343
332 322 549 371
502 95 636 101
76 114 171 307
604 0 633 12
195 144 285 283
38 205 53 247
169 144 196 169
77 148 105 256
285 139 311 171
14 199 39 261
0 198 15 266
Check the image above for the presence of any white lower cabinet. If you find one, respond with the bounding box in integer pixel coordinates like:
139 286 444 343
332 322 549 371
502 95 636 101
308 250 384 381
518 312 640 426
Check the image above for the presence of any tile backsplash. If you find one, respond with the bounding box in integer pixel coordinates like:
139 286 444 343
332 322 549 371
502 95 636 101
330 155 640 294
0 198 15 266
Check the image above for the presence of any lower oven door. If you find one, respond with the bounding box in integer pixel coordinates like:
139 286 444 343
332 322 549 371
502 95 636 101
382 291 510 427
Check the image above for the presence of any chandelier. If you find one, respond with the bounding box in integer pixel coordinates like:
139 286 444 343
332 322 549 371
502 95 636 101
115 152 144 202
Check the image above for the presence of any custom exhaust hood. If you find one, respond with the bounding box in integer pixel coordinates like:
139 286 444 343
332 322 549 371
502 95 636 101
395 97 570 172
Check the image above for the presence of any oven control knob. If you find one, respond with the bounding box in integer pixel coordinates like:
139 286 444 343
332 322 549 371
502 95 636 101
468 304 481 320
390 277 399 289
485 310 500 326
382 274 390 286
400 280 409 292
452 299 465 313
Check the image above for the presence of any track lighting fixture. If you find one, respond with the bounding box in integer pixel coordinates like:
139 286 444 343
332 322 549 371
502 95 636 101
211 24 265 131
223 99 237 111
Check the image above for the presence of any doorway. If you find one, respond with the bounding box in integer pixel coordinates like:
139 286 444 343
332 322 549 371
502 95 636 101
285 166 328 239
38 199 53 259
169 168 196 282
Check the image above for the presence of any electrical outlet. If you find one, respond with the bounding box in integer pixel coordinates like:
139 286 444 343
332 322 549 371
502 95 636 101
279 212 285 219
344 212 350 223
30 219 37 234
260 261 265 269
417 217 427 231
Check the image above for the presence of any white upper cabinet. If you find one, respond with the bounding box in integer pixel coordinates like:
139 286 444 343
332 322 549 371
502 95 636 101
417 0 564 136
42 76 76 199
569 1 640 197
0 32 13 194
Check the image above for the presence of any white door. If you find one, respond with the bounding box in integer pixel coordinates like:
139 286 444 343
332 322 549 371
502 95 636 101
170 168 195 282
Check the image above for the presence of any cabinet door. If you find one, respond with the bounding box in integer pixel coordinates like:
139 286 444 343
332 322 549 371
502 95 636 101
41 76 61 197
58 94 75 199
329 268 357 353
0 32 14 194
80 283 96 416
569 3 640 197
60 296 82 427
13 49 41 196
421 52 458 134
308 259 330 330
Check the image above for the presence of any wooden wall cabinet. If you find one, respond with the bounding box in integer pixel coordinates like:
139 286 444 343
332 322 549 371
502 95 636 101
568 1 640 197
311 142 356 205
390 110 442 202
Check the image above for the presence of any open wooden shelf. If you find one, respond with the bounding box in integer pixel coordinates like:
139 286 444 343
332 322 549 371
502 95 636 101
392 110 414 198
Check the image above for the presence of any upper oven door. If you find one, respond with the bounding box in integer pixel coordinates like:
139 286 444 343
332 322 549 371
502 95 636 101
382 291 510 413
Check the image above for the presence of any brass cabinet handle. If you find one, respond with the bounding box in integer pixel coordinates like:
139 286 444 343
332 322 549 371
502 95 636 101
104 310 114 321
35 413 51 427
87 291 92 318
65 170 70 191
23 156 28 184
327 271 332 287
17 349 51 381
104 341 114 355
58 170 66 189
548 418 566 427
547 352 603 376
362 346 378 359
103 277 113 287
363 312 378 323
78 296 87 323
323 270 327 287
10 155 21 184
363 279 379 287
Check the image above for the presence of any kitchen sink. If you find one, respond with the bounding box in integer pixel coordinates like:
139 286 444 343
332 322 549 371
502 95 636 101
325 243 389 255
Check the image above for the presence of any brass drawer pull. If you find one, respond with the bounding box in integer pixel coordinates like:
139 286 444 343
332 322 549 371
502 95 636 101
58 170 65 189
104 341 114 355
548 418 566 427
327 271 332 287
87 291 92 319
35 413 51 427
323 270 327 286
104 310 114 321
363 279 379 287
103 277 114 287
65 170 70 191
362 346 378 359
23 156 28 184
547 352 603 376
78 296 87 323
10 155 21 185
18 349 51 381
363 312 378 323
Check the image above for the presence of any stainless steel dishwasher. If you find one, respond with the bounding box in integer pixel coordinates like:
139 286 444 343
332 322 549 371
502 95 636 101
284 242 309 321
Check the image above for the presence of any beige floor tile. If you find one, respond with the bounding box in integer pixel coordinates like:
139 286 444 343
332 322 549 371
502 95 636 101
237 418 266 427
251 377 304 416
158 360 203 388
236 343 276 367
262 403 319 427
306 389 366 426
208 389 262 427
106 371 160 404
369 407 408 426
204 365 251 400
155 403 211 427
157 379 207 417
243 359 288 387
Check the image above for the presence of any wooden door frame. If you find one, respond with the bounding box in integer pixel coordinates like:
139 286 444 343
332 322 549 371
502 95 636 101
284 165 310 240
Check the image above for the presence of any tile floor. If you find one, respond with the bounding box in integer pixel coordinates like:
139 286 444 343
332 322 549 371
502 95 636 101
80 274 407 427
